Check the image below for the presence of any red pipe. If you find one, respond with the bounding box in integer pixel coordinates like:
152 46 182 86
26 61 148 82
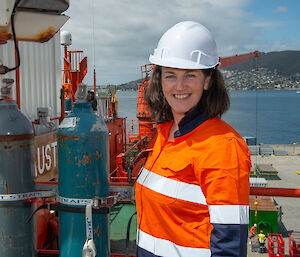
63 46 68 83
50 117 60 121
250 187 300 198
37 249 59 254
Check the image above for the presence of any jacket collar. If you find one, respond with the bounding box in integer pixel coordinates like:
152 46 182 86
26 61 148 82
175 104 207 138
157 104 207 139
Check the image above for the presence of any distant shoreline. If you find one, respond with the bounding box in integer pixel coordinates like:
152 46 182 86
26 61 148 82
229 88 300 91
117 88 300 92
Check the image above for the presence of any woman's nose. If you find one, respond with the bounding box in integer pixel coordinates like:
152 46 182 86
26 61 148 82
175 77 185 91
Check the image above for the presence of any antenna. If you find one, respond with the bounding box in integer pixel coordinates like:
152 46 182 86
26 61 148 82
92 0 96 94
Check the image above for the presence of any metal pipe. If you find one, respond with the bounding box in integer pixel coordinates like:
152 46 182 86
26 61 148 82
59 87 65 123
94 68 96 93
64 46 68 83
15 40 20 109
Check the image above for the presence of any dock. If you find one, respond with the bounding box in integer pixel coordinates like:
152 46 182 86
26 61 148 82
248 151 300 256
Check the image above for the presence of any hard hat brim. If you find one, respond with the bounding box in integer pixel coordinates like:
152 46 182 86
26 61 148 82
149 55 219 70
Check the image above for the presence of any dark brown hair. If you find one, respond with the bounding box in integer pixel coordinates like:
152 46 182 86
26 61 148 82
144 65 230 122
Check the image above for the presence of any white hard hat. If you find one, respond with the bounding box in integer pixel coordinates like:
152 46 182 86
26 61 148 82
149 21 219 69
254 224 257 227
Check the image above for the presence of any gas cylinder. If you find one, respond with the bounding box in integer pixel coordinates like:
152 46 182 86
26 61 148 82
65 97 73 112
0 80 35 256
58 87 110 257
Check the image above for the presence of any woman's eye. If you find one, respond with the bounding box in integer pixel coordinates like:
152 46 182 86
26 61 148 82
186 74 195 78
165 75 176 79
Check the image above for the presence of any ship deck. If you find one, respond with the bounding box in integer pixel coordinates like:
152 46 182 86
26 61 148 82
248 149 300 256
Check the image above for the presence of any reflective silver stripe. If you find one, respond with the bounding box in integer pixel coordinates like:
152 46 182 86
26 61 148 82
137 229 211 257
57 196 93 206
0 191 56 201
137 168 207 205
209 205 249 224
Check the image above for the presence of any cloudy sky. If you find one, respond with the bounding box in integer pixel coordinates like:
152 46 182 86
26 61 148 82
61 0 300 85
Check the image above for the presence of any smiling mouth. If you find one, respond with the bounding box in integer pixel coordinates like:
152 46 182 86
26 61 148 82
174 94 189 99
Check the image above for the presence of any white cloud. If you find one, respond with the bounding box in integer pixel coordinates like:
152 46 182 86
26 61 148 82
273 6 288 13
60 0 296 85
251 21 280 29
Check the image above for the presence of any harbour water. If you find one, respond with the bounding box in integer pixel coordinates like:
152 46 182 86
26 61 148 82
117 89 300 144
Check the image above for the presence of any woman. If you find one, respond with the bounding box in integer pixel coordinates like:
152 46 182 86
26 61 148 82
135 21 251 257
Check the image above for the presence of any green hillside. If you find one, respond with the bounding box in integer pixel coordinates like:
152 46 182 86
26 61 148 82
117 50 300 90
117 79 141 90
224 50 300 76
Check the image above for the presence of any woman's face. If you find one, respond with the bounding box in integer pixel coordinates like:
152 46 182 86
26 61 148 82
161 67 210 123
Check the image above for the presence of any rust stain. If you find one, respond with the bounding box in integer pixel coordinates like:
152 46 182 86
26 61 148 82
75 174 80 177
0 38 8 44
58 134 80 141
0 27 57 43
95 135 100 139
68 157 71 164
4 145 12 150
19 143 31 149
95 152 100 160
83 155 90 166
0 30 13 44
94 227 100 235
0 134 33 142
9 235 13 248
37 27 57 43
75 185 85 189
92 179 100 187
59 138 64 148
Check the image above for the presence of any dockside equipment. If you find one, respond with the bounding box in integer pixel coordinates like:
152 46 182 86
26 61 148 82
0 80 35 257
58 85 110 257
289 232 300 257
268 233 285 257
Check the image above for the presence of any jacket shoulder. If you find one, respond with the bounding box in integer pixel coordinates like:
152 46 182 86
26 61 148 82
191 118 250 155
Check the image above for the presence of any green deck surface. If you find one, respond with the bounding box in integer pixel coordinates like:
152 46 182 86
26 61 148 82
110 202 137 241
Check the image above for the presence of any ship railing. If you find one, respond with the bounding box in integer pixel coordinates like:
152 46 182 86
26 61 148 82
125 119 139 144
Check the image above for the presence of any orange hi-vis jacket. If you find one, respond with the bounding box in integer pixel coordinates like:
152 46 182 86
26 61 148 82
250 226 257 237
135 117 251 257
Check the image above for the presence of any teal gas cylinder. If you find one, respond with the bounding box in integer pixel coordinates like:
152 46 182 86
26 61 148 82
0 99 35 257
58 102 110 257
65 97 73 112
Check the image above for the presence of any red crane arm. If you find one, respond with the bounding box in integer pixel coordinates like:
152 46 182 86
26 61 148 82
219 50 259 69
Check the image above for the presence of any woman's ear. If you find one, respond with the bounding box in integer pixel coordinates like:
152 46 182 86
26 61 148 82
204 75 211 90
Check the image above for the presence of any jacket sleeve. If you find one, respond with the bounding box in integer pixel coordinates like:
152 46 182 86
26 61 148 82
194 136 251 257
